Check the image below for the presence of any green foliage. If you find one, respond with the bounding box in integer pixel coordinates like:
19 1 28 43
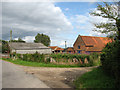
46 57 51 63
90 2 120 39
50 53 100 66
74 67 115 89
11 52 45 63
16 54 22 59
1 40 10 53
2 58 82 68
10 37 25 43
100 40 120 88
9 52 100 67
89 52 101 66
34 33 50 46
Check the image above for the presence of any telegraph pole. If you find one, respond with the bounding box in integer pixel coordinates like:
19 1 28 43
65 41 67 49
10 30 12 54
65 41 67 53
10 30 12 42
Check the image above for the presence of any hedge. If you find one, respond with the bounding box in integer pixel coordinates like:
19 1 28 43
10 52 100 67
10 52 45 63
100 40 120 88
50 53 100 66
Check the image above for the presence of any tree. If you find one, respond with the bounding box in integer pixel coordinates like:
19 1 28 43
10 37 25 43
34 33 50 46
90 2 120 40
1 40 10 53
17 37 26 43
90 2 120 88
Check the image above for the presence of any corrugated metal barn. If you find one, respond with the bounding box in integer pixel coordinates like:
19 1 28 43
9 42 52 54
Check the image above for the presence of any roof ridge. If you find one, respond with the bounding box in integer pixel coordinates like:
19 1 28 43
80 35 108 38
49 46 58 47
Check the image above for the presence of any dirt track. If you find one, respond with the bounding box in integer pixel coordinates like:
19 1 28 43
20 66 96 88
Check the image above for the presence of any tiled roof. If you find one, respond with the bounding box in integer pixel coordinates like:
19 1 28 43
81 36 112 51
66 47 74 51
56 47 64 51
49 46 64 51
49 46 58 50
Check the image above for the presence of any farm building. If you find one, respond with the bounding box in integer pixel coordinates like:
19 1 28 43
73 35 112 54
49 46 64 53
63 47 75 54
9 42 52 54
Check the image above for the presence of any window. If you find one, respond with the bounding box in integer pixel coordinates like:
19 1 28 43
69 51 71 53
77 50 81 53
78 45 80 49
86 51 90 54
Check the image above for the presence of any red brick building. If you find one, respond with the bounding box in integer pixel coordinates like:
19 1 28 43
64 47 75 54
73 35 112 54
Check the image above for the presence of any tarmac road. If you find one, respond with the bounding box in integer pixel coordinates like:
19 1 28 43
2 60 50 88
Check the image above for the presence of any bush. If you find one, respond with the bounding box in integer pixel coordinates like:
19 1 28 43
89 52 101 66
11 52 45 63
100 40 120 88
50 53 100 66
46 57 51 63
16 54 21 59
23 54 28 61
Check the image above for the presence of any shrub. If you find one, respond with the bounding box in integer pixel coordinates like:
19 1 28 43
100 40 120 88
89 53 101 66
10 52 45 63
12 52 16 57
39 54 45 62
50 53 100 66
46 57 51 63
16 54 21 59
23 54 28 61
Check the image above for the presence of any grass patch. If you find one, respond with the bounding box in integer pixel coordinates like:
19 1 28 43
74 67 115 89
2 58 83 68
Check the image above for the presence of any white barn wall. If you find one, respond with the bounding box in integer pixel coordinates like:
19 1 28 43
12 49 52 54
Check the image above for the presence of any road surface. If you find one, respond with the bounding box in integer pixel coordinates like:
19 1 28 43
2 60 50 88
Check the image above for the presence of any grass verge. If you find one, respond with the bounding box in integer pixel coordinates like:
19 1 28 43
74 67 115 89
2 58 83 68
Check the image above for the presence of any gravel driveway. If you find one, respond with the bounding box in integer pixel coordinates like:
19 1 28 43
21 66 96 88
2 60 96 89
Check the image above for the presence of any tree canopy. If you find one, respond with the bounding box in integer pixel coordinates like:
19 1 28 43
34 33 50 46
90 2 120 40
10 37 25 43
0 40 10 53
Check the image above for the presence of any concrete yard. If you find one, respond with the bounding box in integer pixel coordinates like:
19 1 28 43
2 60 50 88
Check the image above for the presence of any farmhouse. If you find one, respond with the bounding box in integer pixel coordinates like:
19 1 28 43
73 35 112 54
9 42 52 54
49 46 64 53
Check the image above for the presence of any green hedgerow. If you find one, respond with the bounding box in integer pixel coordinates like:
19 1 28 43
100 40 120 88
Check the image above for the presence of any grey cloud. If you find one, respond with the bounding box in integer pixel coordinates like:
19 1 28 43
2 2 73 42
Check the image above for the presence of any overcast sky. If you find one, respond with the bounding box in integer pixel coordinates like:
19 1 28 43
1 0 116 48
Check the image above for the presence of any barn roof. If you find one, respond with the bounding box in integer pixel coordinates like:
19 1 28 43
49 46 64 51
49 46 58 50
81 36 112 51
9 42 51 50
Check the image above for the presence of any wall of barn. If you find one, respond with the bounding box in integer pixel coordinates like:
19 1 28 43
11 49 52 54
73 35 86 54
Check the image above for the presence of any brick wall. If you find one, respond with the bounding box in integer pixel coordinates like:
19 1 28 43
73 35 86 54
